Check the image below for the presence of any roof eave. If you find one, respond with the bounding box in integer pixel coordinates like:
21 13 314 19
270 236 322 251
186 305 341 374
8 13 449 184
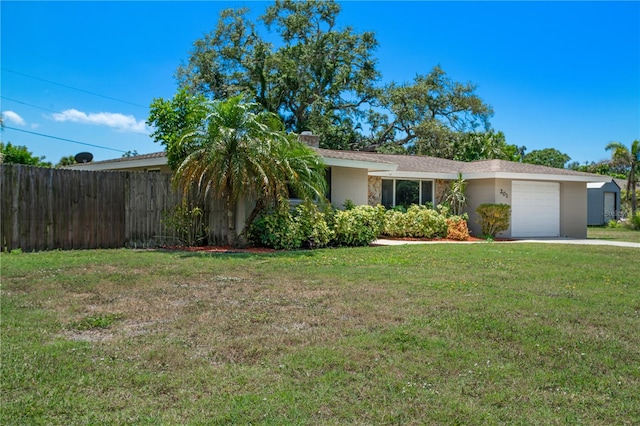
369 170 460 179
462 171 612 183
322 157 398 171
64 157 168 171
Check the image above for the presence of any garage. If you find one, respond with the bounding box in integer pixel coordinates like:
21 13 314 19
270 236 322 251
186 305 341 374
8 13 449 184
511 181 560 237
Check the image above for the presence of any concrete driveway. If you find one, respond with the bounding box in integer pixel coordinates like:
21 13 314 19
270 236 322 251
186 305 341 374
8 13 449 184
373 238 640 249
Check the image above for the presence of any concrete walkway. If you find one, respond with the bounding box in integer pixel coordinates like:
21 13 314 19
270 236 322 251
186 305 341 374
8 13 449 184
373 238 640 249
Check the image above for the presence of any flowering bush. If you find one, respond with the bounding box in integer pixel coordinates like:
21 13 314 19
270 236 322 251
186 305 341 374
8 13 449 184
248 206 302 250
382 205 448 239
295 202 334 248
251 202 473 249
332 205 386 247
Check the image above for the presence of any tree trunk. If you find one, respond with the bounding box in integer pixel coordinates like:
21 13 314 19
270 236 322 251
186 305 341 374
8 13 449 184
226 192 235 246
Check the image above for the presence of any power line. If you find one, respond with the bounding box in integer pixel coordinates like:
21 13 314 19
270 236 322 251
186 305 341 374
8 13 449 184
2 68 149 109
1 96 58 113
3 126 127 153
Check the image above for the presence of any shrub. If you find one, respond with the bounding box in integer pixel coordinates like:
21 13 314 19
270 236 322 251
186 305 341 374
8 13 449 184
625 212 640 230
162 202 208 246
295 202 334 248
476 203 511 237
444 173 468 216
382 205 448 239
249 206 302 250
446 216 470 241
342 199 356 210
606 219 621 229
332 205 386 247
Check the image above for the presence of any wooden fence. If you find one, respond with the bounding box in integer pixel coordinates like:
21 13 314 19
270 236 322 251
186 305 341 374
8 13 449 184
0 165 227 251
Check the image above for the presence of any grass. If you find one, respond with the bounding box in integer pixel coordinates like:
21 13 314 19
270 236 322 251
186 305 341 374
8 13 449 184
2 243 639 424
588 226 640 243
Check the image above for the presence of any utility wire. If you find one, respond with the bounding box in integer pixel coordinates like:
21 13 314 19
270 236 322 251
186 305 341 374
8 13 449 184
2 69 149 109
3 126 127 153
1 96 58 113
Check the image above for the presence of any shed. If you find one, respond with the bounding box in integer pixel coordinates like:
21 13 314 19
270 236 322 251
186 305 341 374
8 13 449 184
587 180 621 225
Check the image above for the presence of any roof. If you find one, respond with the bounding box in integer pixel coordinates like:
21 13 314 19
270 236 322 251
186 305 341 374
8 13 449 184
587 180 620 190
66 151 168 171
363 152 609 182
613 178 640 190
66 148 610 183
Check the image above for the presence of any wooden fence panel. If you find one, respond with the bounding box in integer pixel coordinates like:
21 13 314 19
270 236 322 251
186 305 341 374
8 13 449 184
0 165 239 251
124 172 184 248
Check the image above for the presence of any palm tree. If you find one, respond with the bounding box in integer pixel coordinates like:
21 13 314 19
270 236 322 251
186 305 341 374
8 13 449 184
55 155 77 168
606 140 639 218
174 96 327 246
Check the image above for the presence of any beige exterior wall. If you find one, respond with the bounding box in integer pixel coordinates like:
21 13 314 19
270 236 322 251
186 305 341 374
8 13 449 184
466 179 587 239
560 182 587 238
466 179 503 237
331 167 369 207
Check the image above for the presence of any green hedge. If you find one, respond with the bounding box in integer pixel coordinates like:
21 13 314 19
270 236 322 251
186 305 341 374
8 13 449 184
250 203 471 249
332 205 386 247
383 205 448 238
248 203 334 250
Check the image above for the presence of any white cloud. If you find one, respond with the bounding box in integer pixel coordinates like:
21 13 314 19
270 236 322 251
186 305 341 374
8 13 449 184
2 110 26 126
51 109 148 134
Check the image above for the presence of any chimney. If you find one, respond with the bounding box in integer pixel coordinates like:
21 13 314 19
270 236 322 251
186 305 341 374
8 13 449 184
299 131 320 148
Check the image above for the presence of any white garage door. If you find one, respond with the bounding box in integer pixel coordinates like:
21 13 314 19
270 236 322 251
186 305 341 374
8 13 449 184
511 181 560 237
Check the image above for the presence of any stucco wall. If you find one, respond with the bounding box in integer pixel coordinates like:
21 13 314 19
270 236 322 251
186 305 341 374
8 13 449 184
467 179 587 239
331 167 369 207
561 182 587 238
465 179 504 237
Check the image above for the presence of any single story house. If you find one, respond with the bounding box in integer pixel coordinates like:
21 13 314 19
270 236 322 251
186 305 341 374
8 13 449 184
587 180 621 225
69 138 609 239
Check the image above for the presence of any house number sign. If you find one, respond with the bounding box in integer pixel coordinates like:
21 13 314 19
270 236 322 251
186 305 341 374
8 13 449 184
500 189 509 199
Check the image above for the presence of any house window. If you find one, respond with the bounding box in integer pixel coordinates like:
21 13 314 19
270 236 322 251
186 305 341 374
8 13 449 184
381 179 434 209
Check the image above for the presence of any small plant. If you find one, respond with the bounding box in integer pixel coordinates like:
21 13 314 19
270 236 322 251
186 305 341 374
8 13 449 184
68 313 122 331
606 219 621 229
626 212 640 230
342 199 356 210
162 201 208 246
446 215 470 241
444 173 468 216
476 203 511 238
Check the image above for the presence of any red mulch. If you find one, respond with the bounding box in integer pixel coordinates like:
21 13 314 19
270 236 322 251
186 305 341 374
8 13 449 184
160 235 509 253
381 236 485 243
159 245 277 254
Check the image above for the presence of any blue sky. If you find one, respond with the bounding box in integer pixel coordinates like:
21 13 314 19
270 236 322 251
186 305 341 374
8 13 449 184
1 1 639 165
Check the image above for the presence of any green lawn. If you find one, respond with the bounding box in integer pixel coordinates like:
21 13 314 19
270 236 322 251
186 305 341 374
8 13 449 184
2 244 639 425
588 226 640 243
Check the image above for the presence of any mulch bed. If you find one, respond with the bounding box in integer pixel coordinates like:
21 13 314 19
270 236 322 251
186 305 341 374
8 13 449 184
379 236 486 243
159 236 510 254
159 245 278 254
